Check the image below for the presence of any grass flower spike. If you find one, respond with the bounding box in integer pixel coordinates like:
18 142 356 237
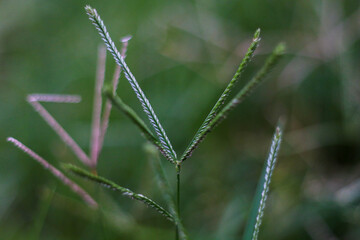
180 43 285 162
85 5 177 163
64 163 174 222
181 29 261 162
243 121 284 240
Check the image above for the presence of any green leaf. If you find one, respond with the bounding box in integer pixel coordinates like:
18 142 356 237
215 195 247 240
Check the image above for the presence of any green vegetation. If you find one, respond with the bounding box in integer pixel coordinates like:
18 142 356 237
1 0 359 239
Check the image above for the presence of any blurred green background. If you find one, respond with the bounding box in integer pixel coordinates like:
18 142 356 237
1 0 360 239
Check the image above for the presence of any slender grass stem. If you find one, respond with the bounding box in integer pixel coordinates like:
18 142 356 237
176 164 181 240
145 144 188 240
7 137 97 208
99 35 132 154
27 94 92 167
90 45 106 168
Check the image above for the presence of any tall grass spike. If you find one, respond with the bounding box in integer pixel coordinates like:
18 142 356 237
243 121 283 240
181 43 285 162
85 5 177 162
181 29 261 162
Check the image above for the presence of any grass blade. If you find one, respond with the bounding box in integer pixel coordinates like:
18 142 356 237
85 5 177 162
215 195 248 240
7 137 97 208
104 88 175 164
181 43 286 162
31 185 56 240
181 29 261 162
63 163 174 222
145 144 189 240
242 121 284 240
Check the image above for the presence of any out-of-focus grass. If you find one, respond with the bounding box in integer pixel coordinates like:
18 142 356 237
1 0 359 239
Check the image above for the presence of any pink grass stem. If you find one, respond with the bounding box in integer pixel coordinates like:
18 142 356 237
27 94 81 103
7 137 98 208
27 95 92 167
90 45 107 167
98 36 132 154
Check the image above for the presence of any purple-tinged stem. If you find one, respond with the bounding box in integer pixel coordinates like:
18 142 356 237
7 137 98 208
90 45 107 169
98 36 132 155
27 94 92 167
27 94 81 103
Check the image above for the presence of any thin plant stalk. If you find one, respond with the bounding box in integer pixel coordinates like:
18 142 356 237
99 35 132 153
176 164 181 240
145 144 188 240
7 137 97 208
90 45 107 169
27 94 92 167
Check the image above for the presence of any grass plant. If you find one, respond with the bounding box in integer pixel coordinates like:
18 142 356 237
7 5 285 239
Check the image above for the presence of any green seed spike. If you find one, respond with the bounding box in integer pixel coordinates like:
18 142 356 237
180 29 261 163
181 42 286 162
63 163 174 222
243 120 284 240
85 5 177 162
